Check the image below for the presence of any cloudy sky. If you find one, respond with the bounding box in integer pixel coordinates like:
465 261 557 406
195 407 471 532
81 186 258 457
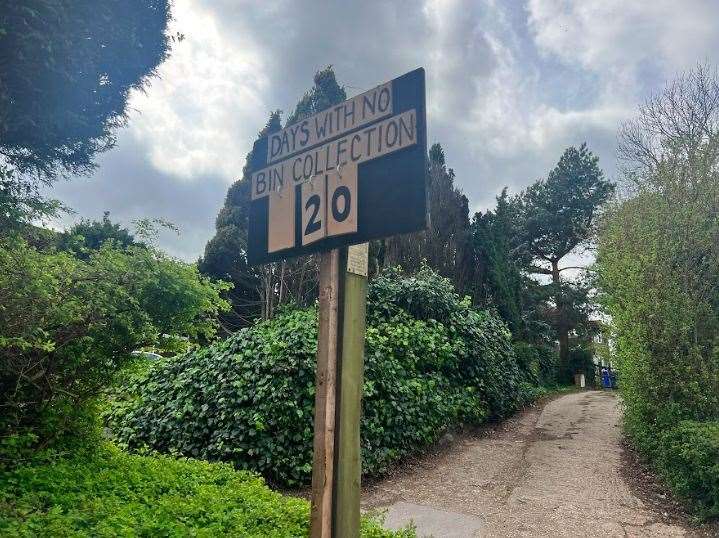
53 0 719 260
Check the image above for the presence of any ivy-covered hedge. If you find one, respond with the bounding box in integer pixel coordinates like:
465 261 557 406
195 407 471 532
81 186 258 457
0 443 409 537
106 267 539 486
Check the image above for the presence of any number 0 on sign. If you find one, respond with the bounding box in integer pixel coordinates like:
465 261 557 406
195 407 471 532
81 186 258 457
246 68 427 265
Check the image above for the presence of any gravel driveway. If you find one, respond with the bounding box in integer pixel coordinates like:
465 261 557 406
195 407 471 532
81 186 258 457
363 390 691 537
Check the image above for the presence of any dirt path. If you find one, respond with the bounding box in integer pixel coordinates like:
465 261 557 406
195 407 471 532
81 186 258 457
362 390 692 537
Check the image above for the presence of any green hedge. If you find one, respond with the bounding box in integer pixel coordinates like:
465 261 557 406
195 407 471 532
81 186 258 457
105 267 538 487
0 235 228 447
597 184 719 517
0 443 409 537
655 421 719 519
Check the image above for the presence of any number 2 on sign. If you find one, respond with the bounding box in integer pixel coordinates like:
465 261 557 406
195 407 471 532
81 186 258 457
300 164 358 246
302 186 325 244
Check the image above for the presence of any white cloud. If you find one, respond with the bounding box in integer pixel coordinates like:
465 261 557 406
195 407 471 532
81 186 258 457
55 0 719 259
528 0 719 99
126 0 270 182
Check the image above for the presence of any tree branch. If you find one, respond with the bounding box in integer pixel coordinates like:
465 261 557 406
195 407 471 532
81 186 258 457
527 265 553 275
557 266 592 273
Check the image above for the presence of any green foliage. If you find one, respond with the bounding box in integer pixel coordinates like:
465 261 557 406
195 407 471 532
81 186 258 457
0 443 411 537
471 189 524 333
0 1 172 235
516 143 614 261
368 264 468 323
656 421 719 519
286 66 347 125
0 0 171 182
0 236 229 447
471 189 551 341
361 311 488 474
513 341 558 387
198 177 260 328
0 165 64 233
598 189 719 514
369 265 528 418
469 144 612 354
597 65 719 517
379 144 472 295
507 143 613 370
58 211 137 256
105 267 535 487
598 191 719 435
99 356 159 438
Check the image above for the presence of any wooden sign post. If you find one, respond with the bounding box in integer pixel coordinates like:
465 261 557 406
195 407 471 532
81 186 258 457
311 249 343 538
310 244 368 538
334 243 369 537
246 69 427 537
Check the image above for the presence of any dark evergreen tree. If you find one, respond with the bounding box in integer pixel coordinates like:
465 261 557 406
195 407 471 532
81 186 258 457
470 189 551 342
379 143 472 294
0 0 172 233
200 68 347 327
513 143 614 374
471 189 524 334
59 212 137 256
0 0 172 180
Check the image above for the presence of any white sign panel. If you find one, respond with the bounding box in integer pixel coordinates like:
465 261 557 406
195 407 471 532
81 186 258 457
252 108 417 200
266 82 392 165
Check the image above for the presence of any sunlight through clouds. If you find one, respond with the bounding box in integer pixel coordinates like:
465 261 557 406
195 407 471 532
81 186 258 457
52 0 719 258
126 0 270 182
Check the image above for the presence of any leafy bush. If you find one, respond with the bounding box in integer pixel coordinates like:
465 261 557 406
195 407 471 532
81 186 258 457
656 421 719 519
452 308 523 418
511 342 559 405
597 190 719 515
369 266 525 419
106 267 533 486
99 355 159 437
367 264 465 323
513 341 558 387
0 443 410 537
0 236 229 448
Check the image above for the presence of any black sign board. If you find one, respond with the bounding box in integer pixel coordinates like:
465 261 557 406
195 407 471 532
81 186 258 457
247 68 427 265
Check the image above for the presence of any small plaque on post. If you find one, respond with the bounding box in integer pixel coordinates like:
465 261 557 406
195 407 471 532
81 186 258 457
346 243 368 277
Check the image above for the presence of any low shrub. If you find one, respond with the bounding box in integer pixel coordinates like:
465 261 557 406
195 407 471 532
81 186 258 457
369 266 526 419
367 265 465 323
0 443 410 537
452 309 523 418
106 267 538 487
0 236 229 448
655 421 719 519
105 309 491 485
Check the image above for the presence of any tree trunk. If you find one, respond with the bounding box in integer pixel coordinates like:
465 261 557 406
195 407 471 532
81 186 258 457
552 259 570 380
